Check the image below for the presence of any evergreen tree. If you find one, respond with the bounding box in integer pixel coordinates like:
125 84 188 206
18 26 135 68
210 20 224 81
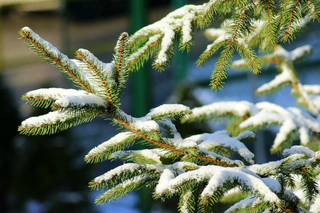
18 0 320 212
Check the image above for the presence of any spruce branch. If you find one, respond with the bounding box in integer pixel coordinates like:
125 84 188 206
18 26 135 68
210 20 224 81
85 132 138 163
178 190 195 213
110 109 240 167
74 49 117 106
233 44 317 115
22 88 100 109
17 0 320 211
18 110 101 135
89 163 162 191
19 27 94 93
112 32 130 97
94 175 158 204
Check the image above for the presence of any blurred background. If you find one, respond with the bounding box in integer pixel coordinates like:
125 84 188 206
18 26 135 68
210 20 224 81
1 0 320 212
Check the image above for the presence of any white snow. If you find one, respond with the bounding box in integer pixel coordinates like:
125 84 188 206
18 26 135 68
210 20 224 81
256 63 294 94
282 145 315 157
156 168 176 194
55 93 106 108
298 85 320 95
187 101 258 121
240 102 320 149
290 45 312 61
180 191 192 213
155 165 280 202
147 104 191 119
232 59 247 68
205 33 232 52
310 188 320 213
112 149 163 165
86 132 137 159
201 169 279 202
225 196 257 212
21 111 70 128
129 4 206 65
296 82 318 115
118 111 160 133
128 34 163 64
248 160 283 176
171 162 199 173
74 49 115 79
94 163 161 184
205 28 226 38
186 130 255 164
25 88 89 100
262 178 280 193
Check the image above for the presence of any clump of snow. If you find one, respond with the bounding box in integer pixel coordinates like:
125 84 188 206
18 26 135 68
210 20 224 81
240 102 320 149
147 104 191 119
118 111 160 133
94 163 161 184
290 45 312 61
86 132 137 159
310 188 320 212
297 85 320 95
55 93 106 108
186 130 255 164
186 101 258 121
156 168 176 194
153 165 280 203
21 111 69 128
283 145 314 157
180 191 192 213
256 63 295 94
205 28 226 38
248 160 283 176
112 149 163 165
129 4 205 65
225 196 257 212
25 88 89 100
232 59 247 68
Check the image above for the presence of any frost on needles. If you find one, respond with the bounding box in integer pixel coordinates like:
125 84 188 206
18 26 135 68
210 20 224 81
18 0 320 212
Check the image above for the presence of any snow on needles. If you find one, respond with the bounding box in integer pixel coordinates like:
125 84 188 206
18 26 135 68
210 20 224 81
155 165 280 203
186 130 255 164
186 101 258 121
55 93 106 108
25 88 89 100
21 111 70 128
86 132 137 159
129 4 204 65
240 102 320 149
22 27 88 83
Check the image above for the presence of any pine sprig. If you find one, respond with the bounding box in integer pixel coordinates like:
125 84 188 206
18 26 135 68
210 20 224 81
178 190 196 213
258 0 278 51
74 49 117 105
278 0 304 42
85 132 138 163
112 32 130 97
22 88 93 109
210 42 235 90
18 0 320 211
19 27 94 93
89 163 162 190
18 111 100 135
94 175 158 204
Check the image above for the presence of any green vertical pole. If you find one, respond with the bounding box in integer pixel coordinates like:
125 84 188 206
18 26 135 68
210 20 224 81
130 1 151 213
0 7 3 71
130 0 150 118
172 0 189 86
